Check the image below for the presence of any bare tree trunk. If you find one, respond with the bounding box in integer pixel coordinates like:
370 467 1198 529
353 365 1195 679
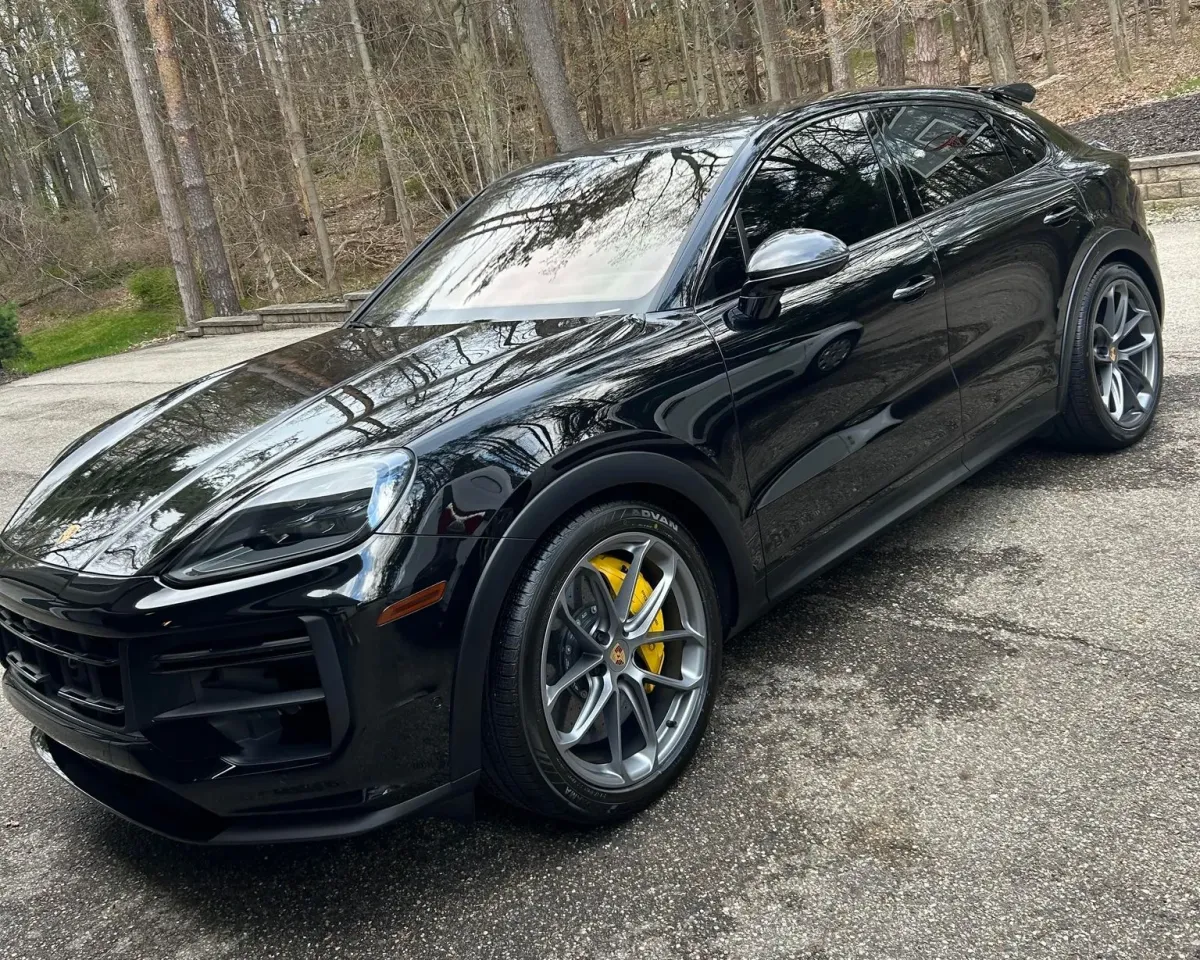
0 70 39 205
106 0 203 330
0 147 15 205
75 130 106 208
35 98 90 215
512 0 589 150
347 0 416 247
753 0 796 100
704 6 730 110
914 13 941 84
339 27 362 114
1069 0 1084 36
144 0 239 317
873 8 906 85
821 0 853 89
202 0 283 304
613 0 640 126
378 154 397 225
978 0 1018 81
58 126 96 216
650 37 669 102
951 0 973 83
43 152 70 209
797 0 827 94
40 67 97 216
735 0 761 102
672 0 697 106
1104 0 1133 75
1035 0 1057 74
692 0 710 113
1180 0 1191 26
246 0 340 294
571 0 610 132
448 0 501 179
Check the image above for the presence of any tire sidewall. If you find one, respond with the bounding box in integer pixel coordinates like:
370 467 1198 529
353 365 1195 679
1079 262 1163 444
514 503 722 821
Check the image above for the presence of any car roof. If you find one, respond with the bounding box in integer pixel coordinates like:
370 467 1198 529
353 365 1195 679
541 86 1005 164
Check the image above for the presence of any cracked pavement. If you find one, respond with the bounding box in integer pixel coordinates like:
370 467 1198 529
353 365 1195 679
2 222 1200 959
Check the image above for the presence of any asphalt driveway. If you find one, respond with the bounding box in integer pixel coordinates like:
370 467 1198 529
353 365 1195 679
3 223 1200 959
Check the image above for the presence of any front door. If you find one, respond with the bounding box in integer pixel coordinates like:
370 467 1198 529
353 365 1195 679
696 110 962 584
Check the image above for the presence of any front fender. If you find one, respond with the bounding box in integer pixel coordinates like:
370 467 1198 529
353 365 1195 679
446 449 765 781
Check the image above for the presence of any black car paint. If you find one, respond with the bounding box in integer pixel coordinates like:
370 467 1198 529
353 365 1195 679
0 88 1163 842
709 215 961 568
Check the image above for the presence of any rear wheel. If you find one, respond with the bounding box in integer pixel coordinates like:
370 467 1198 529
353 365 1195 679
1052 262 1162 450
482 501 722 823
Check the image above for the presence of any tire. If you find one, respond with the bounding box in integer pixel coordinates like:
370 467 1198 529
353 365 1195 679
1051 262 1163 451
482 500 722 824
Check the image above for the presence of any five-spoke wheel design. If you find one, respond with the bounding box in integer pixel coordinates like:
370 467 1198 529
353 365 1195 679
540 535 708 790
1091 275 1159 426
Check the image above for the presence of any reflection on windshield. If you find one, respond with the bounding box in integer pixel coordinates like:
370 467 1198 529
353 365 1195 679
359 138 740 326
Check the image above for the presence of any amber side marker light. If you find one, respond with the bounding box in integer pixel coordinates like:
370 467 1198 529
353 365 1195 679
377 581 447 625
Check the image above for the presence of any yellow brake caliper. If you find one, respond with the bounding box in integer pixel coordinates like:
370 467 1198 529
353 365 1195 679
590 554 664 691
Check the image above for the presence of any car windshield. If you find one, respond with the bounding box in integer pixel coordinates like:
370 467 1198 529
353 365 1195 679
355 136 742 326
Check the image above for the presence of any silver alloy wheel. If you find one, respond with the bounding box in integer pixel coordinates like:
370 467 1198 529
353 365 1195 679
540 534 709 790
1092 276 1159 426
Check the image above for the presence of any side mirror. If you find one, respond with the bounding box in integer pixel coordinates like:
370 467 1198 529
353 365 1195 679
737 229 849 325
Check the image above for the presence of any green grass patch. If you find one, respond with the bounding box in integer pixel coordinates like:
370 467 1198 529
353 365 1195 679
1167 75 1200 97
127 266 180 310
9 305 179 374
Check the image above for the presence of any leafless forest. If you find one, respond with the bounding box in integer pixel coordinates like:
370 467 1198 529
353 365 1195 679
0 0 1196 324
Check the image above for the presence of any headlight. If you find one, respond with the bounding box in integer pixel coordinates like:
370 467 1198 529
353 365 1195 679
167 449 414 584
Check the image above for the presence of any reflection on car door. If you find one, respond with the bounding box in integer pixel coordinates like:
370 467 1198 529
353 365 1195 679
875 101 1093 466
696 110 961 592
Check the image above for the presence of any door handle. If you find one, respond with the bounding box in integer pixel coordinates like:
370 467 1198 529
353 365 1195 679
1043 204 1077 226
892 274 937 301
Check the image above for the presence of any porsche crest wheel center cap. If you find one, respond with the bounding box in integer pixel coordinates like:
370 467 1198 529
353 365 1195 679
609 642 628 669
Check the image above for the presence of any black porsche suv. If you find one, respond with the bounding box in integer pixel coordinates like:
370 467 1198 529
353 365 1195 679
0 84 1162 843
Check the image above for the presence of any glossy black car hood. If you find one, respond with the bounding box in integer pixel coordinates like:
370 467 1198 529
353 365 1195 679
2 318 640 577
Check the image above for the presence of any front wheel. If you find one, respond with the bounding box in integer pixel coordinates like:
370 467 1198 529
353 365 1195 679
1052 262 1163 450
482 501 722 823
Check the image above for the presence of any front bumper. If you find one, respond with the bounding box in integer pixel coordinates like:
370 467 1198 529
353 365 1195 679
0 533 478 843
23 716 475 844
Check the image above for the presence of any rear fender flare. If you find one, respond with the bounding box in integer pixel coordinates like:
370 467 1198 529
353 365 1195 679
1055 227 1162 410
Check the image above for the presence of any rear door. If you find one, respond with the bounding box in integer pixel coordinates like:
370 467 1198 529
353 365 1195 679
695 110 961 582
874 99 1093 465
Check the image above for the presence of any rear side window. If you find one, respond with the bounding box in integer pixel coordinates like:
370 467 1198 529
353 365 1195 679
878 103 1015 213
700 110 896 301
990 113 1048 173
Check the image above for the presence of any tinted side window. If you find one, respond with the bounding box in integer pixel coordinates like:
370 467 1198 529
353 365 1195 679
701 111 896 301
991 113 1048 173
879 104 1015 213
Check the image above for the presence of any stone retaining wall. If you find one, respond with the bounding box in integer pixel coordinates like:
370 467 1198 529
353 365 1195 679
257 301 351 330
1131 150 1200 204
195 290 372 337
